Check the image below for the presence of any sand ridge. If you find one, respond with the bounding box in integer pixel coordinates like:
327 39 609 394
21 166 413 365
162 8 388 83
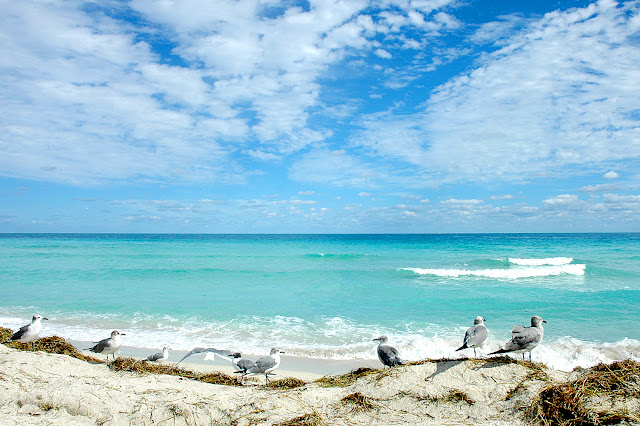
0 344 575 425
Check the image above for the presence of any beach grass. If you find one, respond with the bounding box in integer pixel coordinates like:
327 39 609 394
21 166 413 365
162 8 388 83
341 391 379 412
108 356 244 386
1 328 102 362
275 412 324 426
266 377 307 389
526 359 640 425
314 367 379 387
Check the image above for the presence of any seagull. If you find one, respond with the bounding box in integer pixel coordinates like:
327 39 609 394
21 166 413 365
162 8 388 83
87 330 125 363
373 335 404 368
456 316 488 358
242 348 284 384
175 347 234 365
489 316 546 361
146 346 170 363
230 352 256 374
3 315 48 349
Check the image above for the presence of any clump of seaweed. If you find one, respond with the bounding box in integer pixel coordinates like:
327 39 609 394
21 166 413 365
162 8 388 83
341 392 378 413
266 377 307 389
443 389 476 405
402 389 475 405
275 412 323 426
1 328 102 363
315 367 378 388
108 357 242 386
0 326 13 342
527 359 640 425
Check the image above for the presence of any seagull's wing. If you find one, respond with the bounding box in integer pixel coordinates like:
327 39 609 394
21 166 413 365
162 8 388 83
177 347 233 364
466 324 488 348
88 337 110 353
10 323 31 341
511 327 542 348
511 325 526 336
146 352 163 361
236 358 256 372
378 344 403 366
247 355 275 374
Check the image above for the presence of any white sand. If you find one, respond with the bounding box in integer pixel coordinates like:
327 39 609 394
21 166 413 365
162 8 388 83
0 343 580 425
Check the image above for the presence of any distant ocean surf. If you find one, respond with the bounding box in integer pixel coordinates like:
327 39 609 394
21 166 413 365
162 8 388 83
1 233 638 371
402 256 586 279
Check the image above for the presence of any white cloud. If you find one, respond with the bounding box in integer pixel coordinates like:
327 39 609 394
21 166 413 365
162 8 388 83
579 183 625 193
374 49 393 59
490 194 514 200
604 171 620 179
0 0 465 186
542 194 585 210
350 1 640 186
441 198 483 205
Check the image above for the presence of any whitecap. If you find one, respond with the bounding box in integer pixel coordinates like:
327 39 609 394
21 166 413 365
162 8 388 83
508 257 573 266
401 264 586 279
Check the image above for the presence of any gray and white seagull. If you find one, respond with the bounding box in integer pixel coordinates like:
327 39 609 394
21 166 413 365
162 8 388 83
87 330 125 363
373 335 404 368
456 316 488 358
230 352 256 374
489 315 546 361
146 346 170 363
242 348 284 384
2 315 48 349
176 347 234 365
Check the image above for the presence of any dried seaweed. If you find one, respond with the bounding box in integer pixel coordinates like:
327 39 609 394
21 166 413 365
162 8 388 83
341 392 378 412
527 359 640 425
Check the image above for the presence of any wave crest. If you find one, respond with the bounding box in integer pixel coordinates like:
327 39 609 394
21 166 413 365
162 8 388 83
509 257 573 266
402 264 585 279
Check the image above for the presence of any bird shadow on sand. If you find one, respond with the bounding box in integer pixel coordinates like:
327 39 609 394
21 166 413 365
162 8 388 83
421 358 468 380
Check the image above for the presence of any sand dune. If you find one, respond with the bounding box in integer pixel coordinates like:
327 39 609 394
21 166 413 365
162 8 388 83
1 344 638 425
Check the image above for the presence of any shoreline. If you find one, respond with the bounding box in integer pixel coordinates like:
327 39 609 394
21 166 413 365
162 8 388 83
73 339 387 382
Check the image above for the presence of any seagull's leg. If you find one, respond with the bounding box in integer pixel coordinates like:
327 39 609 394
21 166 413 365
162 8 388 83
473 348 477 358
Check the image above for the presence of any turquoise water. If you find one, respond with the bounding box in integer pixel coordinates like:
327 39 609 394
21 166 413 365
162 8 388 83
1 233 638 370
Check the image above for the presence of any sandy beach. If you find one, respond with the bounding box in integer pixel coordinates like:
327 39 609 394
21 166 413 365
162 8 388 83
2 342 638 425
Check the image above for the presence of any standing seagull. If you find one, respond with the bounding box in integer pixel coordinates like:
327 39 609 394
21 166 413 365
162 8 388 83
230 352 256 374
87 330 125 363
489 316 546 361
3 315 48 349
242 348 284 384
373 336 404 368
456 316 488 358
146 346 170 363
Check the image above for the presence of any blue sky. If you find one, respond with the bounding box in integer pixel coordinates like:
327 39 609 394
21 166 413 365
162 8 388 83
1 0 639 233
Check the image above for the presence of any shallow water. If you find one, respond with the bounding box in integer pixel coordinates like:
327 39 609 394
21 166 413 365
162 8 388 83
1 233 639 371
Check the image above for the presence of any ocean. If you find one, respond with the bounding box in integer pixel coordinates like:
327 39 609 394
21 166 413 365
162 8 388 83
1 233 638 371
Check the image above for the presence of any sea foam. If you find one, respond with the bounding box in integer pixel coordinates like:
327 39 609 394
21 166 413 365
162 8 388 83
3 312 637 372
508 257 573 266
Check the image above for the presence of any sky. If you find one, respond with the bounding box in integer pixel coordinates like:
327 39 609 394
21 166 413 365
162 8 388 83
1 0 639 233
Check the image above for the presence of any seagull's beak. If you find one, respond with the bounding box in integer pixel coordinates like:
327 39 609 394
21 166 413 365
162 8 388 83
542 320 547 323
43 317 49 321
120 333 127 335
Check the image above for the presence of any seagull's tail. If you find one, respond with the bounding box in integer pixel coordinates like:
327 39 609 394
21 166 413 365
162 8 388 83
488 348 508 355
455 343 467 352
